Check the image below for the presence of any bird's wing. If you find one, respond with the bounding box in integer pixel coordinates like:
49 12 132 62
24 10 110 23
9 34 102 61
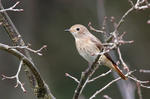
90 36 103 51
89 34 116 64
104 53 116 65
89 34 126 80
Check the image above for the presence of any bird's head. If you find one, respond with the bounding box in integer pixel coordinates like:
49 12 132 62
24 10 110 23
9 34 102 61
65 24 89 38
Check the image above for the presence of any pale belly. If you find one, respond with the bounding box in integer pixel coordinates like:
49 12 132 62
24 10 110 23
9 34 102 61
76 39 100 63
79 48 97 63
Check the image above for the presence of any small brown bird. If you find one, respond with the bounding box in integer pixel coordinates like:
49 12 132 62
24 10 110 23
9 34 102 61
65 24 126 80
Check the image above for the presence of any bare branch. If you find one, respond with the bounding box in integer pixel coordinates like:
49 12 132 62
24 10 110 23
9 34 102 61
140 84 150 88
128 75 150 98
115 7 134 31
89 71 135 99
137 82 143 99
73 54 101 99
134 0 150 10
114 0 150 34
128 76 149 84
0 1 23 12
89 69 150 99
65 73 79 83
0 43 42 84
88 22 104 34
88 17 108 39
0 43 56 99
88 70 112 83
11 45 47 56
139 69 150 73
66 70 112 84
103 95 112 99
84 0 150 99
101 16 108 35
0 1 55 98
117 48 129 71
1 60 26 92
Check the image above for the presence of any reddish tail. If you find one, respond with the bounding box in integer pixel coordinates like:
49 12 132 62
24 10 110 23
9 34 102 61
103 53 127 80
112 63 127 80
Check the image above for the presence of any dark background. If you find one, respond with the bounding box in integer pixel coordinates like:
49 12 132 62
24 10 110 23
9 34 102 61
0 0 150 99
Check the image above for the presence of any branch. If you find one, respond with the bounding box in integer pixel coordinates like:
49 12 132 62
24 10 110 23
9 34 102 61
117 47 129 71
89 71 134 99
11 45 47 56
116 0 150 31
88 22 105 34
66 70 112 84
128 75 150 99
89 69 150 99
0 1 23 12
2 60 26 92
88 17 108 39
128 76 149 84
0 43 55 99
134 0 150 10
88 70 112 83
115 7 134 31
140 84 150 88
137 82 143 99
103 95 112 99
73 54 101 99
0 1 55 99
107 0 150 43
102 5 134 71
139 69 150 73
65 73 79 83
88 0 150 99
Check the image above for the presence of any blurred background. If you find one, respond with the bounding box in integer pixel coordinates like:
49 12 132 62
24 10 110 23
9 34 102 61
0 0 150 99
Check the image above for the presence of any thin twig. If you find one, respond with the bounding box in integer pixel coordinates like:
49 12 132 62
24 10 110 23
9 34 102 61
89 71 135 99
65 73 79 83
73 55 101 99
0 1 23 12
88 22 104 33
1 60 26 92
11 45 47 56
117 47 129 71
139 69 150 73
103 95 112 99
108 4 135 72
0 1 55 98
137 82 143 99
134 0 150 10
88 70 112 83
66 70 112 85
0 43 56 99
101 16 108 37
88 1 150 99
115 7 134 31
66 70 112 84
128 76 149 84
0 43 43 85
140 84 150 88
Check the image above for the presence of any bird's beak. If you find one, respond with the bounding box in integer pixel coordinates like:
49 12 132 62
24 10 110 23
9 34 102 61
64 29 70 32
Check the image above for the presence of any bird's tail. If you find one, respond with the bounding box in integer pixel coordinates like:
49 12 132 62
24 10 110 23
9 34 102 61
102 54 127 80
112 63 127 80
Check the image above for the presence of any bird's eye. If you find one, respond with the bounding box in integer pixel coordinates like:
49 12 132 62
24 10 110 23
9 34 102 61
76 28 80 31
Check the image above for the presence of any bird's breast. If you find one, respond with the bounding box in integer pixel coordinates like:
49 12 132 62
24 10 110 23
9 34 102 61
75 38 100 63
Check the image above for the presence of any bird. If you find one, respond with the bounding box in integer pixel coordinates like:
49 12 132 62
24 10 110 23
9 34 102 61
65 24 127 80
